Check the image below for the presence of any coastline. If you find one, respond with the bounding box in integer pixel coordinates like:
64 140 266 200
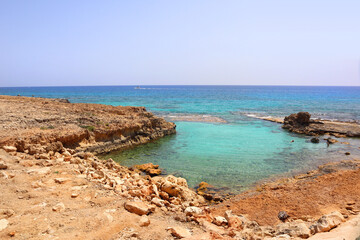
1 95 360 239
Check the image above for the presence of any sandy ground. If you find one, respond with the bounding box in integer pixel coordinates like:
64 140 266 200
0 149 205 240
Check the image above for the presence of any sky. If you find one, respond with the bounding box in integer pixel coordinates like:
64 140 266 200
0 0 359 87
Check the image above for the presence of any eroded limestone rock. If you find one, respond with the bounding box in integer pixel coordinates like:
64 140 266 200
124 201 151 216
310 211 345 234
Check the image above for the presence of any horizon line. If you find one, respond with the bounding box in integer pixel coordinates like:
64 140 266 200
1 84 360 88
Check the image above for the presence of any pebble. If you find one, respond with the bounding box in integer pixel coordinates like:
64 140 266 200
139 215 150 227
0 161 8 170
167 226 192 238
0 219 9 231
52 202 65 212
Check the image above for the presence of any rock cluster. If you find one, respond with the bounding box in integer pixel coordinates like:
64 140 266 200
282 112 360 137
0 140 352 239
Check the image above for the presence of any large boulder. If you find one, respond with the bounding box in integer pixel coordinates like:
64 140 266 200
283 112 311 127
310 211 345 234
282 112 313 135
152 175 205 205
276 220 311 238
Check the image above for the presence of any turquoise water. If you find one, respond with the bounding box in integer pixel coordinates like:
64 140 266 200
1 86 360 192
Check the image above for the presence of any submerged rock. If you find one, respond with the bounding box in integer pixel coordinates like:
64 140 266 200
311 137 320 143
134 163 162 176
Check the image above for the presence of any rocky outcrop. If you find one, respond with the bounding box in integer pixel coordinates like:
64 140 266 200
134 163 162 176
0 95 176 155
282 112 360 137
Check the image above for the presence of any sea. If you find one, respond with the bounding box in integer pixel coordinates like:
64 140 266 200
1 85 360 193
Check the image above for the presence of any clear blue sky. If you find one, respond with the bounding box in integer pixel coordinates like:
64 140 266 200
1 0 359 87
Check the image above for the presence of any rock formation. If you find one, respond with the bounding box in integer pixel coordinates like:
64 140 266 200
282 112 360 137
0 95 176 155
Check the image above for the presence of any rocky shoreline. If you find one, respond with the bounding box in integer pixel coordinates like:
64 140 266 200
0 95 176 155
1 96 360 239
250 112 360 138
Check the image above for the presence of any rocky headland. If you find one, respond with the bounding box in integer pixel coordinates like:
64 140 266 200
0 95 176 155
252 111 360 138
1 96 360 239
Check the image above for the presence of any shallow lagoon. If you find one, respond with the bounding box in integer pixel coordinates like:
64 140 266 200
101 120 360 193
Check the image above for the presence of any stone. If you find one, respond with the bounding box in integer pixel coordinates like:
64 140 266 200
71 192 79 198
310 137 320 143
345 152 350 155
284 112 311 126
146 168 162 176
0 219 9 231
38 153 50 160
139 215 150 227
225 210 248 229
46 141 63 153
151 197 165 207
54 178 70 184
0 161 7 170
27 167 51 175
310 211 345 234
197 182 209 192
213 216 228 226
124 201 151 216
167 226 192 238
3 146 17 152
134 163 161 176
326 138 338 144
184 206 203 216
276 220 311 238
199 220 226 235
157 175 205 204
0 209 15 218
52 202 65 212
278 211 290 221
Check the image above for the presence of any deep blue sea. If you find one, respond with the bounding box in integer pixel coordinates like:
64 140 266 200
1 85 360 193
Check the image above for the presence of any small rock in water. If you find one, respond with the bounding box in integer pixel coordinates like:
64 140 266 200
326 138 338 144
311 137 320 143
278 211 290 221
345 152 350 155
